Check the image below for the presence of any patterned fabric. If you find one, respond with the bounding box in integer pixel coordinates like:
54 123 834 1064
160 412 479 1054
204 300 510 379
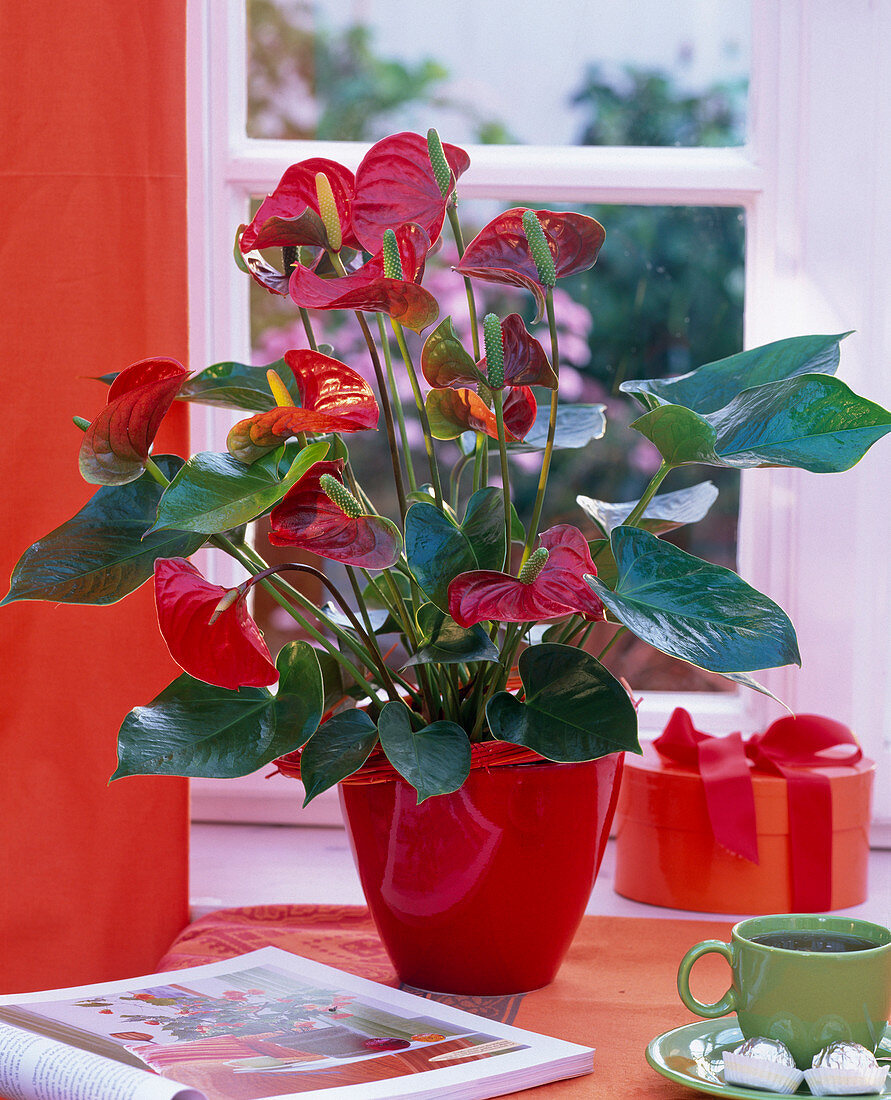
160 904 736 1097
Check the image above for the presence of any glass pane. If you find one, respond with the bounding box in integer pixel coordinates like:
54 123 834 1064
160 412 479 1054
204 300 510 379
247 0 749 146
247 199 745 691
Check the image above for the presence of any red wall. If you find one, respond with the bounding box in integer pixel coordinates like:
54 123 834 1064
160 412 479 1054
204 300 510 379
0 3 191 991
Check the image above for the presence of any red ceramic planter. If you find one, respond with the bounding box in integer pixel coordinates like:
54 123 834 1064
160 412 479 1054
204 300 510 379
339 752 624 995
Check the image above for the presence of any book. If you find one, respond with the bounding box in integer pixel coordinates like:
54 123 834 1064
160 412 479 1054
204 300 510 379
0 946 594 1100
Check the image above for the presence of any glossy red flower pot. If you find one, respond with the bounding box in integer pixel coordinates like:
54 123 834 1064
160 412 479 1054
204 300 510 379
339 752 624 995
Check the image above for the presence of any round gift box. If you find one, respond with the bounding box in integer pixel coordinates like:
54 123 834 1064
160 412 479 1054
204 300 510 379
613 744 874 913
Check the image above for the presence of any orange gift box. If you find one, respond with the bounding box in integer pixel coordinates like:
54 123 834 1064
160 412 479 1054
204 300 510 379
614 720 874 914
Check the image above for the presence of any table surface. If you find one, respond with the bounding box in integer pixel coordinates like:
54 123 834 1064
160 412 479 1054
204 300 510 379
159 903 739 1099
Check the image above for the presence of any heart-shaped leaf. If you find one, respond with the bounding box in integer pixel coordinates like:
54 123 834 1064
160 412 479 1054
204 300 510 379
621 332 849 414
403 604 500 667
2 456 204 606
632 374 891 472
111 674 307 779
577 481 719 536
405 488 507 609
149 441 328 534
586 526 801 673
486 643 639 760
377 700 471 803
299 709 379 804
270 641 324 744
511 403 606 452
178 359 299 412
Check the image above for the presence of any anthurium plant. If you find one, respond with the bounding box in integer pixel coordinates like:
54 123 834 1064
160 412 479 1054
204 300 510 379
6 130 891 804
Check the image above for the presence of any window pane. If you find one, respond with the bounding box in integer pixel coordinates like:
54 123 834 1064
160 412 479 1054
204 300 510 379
247 199 745 692
247 0 749 146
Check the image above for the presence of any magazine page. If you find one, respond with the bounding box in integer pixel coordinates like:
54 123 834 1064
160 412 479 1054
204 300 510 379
0 1022 203 1100
0 947 594 1100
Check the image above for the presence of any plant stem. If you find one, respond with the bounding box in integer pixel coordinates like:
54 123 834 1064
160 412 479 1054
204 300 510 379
376 312 417 493
246 562 398 695
622 462 672 528
143 455 170 488
389 318 444 508
211 535 376 694
355 310 408 522
298 307 318 351
521 288 560 565
446 204 480 359
449 451 474 510
325 250 408 523
219 540 407 696
597 625 627 662
491 389 513 571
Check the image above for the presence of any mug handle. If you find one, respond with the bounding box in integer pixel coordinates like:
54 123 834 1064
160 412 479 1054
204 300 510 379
677 939 737 1017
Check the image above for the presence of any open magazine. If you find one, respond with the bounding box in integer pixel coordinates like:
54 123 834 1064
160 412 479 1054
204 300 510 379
0 946 594 1100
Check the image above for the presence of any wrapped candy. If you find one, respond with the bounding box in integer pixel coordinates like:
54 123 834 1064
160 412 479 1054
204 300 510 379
723 1037 805 1094
804 1041 888 1096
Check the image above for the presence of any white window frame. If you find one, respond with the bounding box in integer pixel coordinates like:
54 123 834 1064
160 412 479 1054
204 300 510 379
186 0 891 835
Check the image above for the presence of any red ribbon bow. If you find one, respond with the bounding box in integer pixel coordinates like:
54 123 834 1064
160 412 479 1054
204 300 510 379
654 708 863 911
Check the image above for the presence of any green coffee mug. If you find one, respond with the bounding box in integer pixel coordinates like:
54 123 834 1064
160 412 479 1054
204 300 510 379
677 914 891 1068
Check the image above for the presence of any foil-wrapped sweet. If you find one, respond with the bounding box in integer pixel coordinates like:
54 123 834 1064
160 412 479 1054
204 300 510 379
804 1041 888 1096
723 1037 805 1094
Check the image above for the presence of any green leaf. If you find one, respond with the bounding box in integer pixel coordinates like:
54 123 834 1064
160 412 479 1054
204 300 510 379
621 333 849 414
271 641 324 746
486 643 639 761
511 403 606 452
720 671 791 710
111 674 305 779
404 603 500 667
632 374 891 472
177 358 300 412
405 487 507 610
149 441 328 534
577 481 718 536
299 709 379 804
586 526 801 673
2 456 205 606
377 701 471 803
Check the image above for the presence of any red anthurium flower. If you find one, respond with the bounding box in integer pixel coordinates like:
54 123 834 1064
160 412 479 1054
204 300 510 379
227 350 379 464
80 357 188 486
350 131 470 253
288 222 439 332
240 158 358 253
448 525 606 628
154 558 278 690
455 208 605 320
426 385 537 442
268 459 402 569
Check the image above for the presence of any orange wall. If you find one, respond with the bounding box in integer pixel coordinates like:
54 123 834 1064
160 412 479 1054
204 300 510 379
0 3 191 991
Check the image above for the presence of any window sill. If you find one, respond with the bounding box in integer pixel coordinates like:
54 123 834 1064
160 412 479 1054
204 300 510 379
190 822 891 925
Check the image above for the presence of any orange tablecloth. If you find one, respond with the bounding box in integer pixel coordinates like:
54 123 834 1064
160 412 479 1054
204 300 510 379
159 905 736 1098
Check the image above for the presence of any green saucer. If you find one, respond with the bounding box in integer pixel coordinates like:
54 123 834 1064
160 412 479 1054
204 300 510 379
646 1019 890 1099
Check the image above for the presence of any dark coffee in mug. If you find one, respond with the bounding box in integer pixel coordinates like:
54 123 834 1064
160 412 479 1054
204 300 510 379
748 930 877 952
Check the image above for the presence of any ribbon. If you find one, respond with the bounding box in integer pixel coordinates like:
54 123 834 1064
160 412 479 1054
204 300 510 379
654 708 863 911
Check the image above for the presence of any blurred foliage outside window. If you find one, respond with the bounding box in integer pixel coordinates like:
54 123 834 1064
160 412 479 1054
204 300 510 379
245 1 746 690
